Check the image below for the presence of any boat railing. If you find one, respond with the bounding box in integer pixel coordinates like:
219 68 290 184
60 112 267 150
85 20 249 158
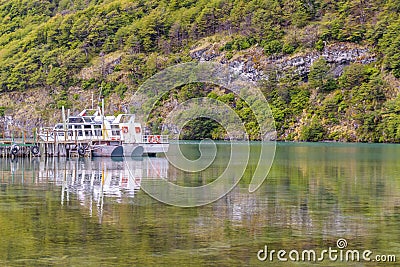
142 135 169 144
37 128 115 143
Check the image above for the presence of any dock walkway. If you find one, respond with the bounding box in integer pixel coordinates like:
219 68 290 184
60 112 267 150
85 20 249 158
0 130 92 158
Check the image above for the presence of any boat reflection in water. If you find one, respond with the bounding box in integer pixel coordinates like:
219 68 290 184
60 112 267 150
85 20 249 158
0 157 168 223
35 157 169 223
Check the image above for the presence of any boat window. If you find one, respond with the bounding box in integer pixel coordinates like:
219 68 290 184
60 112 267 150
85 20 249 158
84 130 92 136
78 130 83 136
93 125 102 136
84 125 92 129
112 130 120 136
83 117 93 123
69 117 84 123
55 124 63 129
111 124 120 136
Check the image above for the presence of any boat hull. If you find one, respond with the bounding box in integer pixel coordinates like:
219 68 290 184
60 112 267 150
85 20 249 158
124 144 144 157
92 145 123 157
92 144 144 157
141 143 169 155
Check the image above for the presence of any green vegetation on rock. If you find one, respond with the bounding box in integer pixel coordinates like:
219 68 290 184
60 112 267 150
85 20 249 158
0 0 399 142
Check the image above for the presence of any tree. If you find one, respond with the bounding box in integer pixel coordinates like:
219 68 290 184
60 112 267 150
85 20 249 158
339 63 371 90
384 35 400 78
308 58 336 92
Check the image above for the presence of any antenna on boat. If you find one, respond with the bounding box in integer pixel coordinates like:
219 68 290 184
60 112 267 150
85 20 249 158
91 92 94 110
62 106 66 130
67 109 70 131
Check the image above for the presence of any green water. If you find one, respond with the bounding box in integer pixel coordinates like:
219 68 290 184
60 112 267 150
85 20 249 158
0 142 399 266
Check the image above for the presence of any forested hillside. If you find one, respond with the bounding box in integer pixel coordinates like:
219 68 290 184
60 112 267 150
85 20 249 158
0 0 400 142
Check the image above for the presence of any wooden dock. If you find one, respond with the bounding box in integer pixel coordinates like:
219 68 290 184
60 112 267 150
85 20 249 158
0 130 92 158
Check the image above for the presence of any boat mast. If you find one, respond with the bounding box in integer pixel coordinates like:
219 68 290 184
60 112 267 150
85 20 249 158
101 98 106 139
67 109 70 140
62 106 66 130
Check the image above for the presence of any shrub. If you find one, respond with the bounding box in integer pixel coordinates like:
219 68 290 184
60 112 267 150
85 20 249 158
300 118 326 141
263 40 283 55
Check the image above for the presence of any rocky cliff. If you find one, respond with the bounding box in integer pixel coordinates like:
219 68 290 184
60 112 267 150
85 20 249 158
190 42 376 82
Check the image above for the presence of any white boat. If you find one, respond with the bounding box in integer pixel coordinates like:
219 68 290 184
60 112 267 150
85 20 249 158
38 107 169 157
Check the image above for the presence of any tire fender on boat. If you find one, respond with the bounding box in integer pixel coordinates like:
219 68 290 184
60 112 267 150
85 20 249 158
31 145 40 155
10 145 19 155
77 145 85 157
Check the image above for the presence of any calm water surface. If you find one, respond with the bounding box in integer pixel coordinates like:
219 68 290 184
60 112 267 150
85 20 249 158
0 142 399 266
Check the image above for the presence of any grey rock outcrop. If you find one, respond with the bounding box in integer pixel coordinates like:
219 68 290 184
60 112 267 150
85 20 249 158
190 43 376 81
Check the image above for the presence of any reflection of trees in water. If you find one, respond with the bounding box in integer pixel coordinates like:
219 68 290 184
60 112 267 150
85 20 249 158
194 144 400 249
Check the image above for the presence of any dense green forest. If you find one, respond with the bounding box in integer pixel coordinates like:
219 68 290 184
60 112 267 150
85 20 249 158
0 0 400 142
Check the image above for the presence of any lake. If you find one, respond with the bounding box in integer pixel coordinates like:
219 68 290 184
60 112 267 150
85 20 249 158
0 142 399 266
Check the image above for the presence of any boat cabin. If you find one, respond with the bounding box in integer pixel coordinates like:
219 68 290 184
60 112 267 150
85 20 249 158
40 110 143 144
